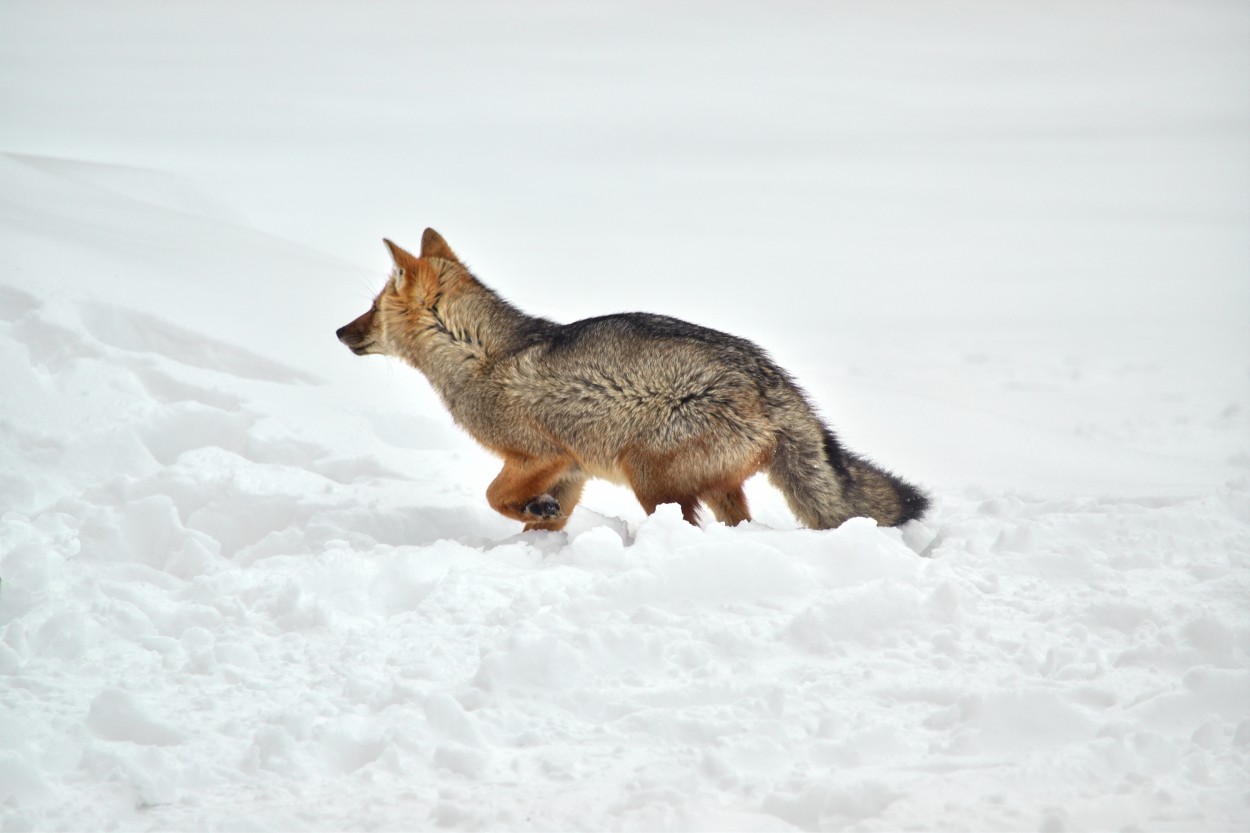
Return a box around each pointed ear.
[420,228,459,262]
[384,238,418,267]
[383,238,420,292]
[382,238,441,301]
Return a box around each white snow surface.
[2,2,1249,831]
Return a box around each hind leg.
[633,492,701,525]
[621,452,702,526]
[702,484,751,526]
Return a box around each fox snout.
[336,309,377,356]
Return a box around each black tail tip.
[896,479,931,524]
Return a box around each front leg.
[522,493,562,520]
[486,455,583,531]
[522,475,587,532]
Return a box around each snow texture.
[1,1,1248,831]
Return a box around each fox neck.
[401,288,539,401]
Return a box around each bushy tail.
[766,410,929,530]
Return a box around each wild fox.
[337,229,928,532]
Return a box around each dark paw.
[522,494,562,519]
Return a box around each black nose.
[335,325,347,342]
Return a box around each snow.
[1,1,1248,830]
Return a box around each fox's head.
[336,228,480,367]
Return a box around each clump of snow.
[1,1,1248,830]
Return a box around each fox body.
[336,229,928,532]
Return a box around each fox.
[336,229,929,532]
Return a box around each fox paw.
[522,494,562,519]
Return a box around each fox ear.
[383,238,418,267]
[420,228,458,262]
[382,238,441,301]
[383,238,419,291]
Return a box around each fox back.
[337,229,928,532]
